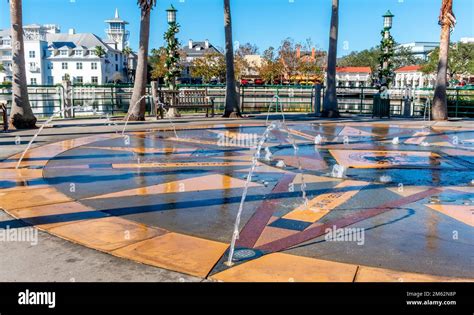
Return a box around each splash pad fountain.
[3,93,474,281]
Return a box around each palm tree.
[126,0,156,121]
[8,0,37,129]
[322,0,340,118]
[94,45,107,59]
[432,0,456,120]
[222,0,241,118]
[122,46,134,82]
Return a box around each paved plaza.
[0,116,473,282]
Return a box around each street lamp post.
[164,5,181,117]
[373,10,395,118]
[378,10,395,89]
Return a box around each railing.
[0,83,473,120]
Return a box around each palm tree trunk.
[126,9,151,121]
[322,0,340,118]
[222,0,241,118]
[9,0,37,129]
[432,0,453,121]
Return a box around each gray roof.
[0,29,117,52]
[46,33,118,52]
[182,41,221,57]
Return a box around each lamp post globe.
[166,5,177,24]
[383,10,394,30]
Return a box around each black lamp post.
[378,10,395,89]
[166,5,177,25]
[164,4,181,117]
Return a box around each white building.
[394,65,436,89]
[335,67,372,87]
[396,42,439,60]
[0,9,134,85]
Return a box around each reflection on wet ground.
[1,121,473,279]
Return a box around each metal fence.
[1,83,473,120]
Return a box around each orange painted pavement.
[113,233,228,278]
[86,173,262,200]
[7,201,102,230]
[283,180,368,223]
[0,187,72,210]
[426,204,474,227]
[211,253,359,282]
[49,216,166,252]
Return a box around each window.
[62,62,68,70]
[48,76,54,84]
[74,76,83,84]
[75,50,83,56]
[30,78,37,85]
[62,75,69,81]
[47,63,53,70]
[115,64,119,71]
[29,51,35,58]
[91,76,98,84]
[91,62,98,70]
[76,62,83,70]
[60,50,68,56]
[115,54,118,61]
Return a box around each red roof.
[336,67,372,73]
[395,65,422,72]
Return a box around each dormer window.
[75,51,83,56]
[60,50,68,56]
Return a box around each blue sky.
[0,0,473,56]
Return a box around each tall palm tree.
[432,0,456,120]
[8,0,37,129]
[94,45,107,58]
[322,0,340,118]
[126,0,156,121]
[222,0,241,118]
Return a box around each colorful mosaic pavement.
[0,121,473,282]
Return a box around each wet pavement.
[0,118,473,281]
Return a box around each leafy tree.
[421,42,474,80]
[191,52,226,83]
[148,47,168,81]
[259,47,284,84]
[236,43,259,57]
[278,38,300,80]
[94,45,107,58]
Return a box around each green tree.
[149,47,167,81]
[259,47,284,84]
[278,38,299,81]
[126,0,156,121]
[421,42,474,80]
[0,64,5,72]
[191,52,226,83]
[8,0,37,129]
[94,45,107,58]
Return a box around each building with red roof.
[335,66,372,87]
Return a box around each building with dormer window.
[0,9,135,85]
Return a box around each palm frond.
[137,0,157,12]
